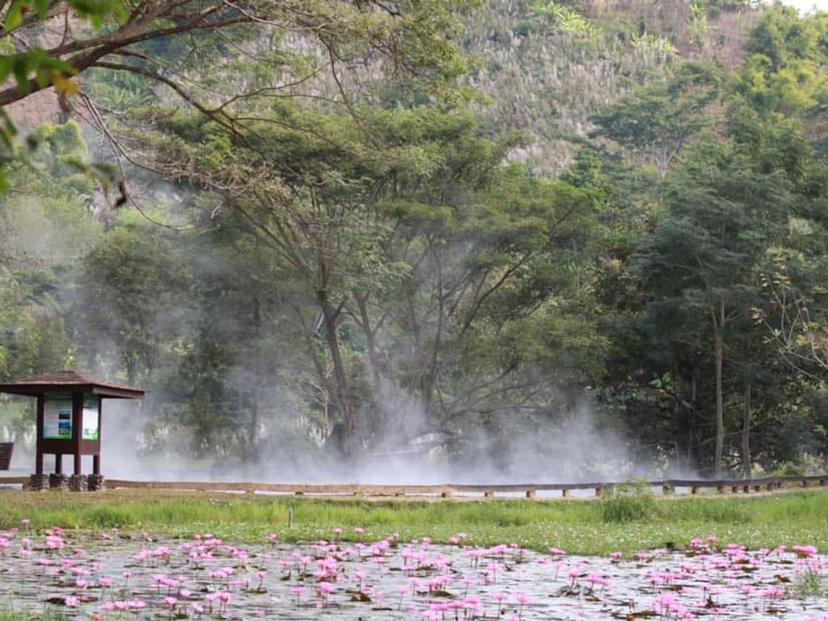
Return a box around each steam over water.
[91,400,689,485]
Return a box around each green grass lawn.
[1,488,826,556]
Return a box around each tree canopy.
[1,0,828,480]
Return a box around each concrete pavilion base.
[30,473,103,492]
[87,474,105,492]
[28,474,49,491]
[68,474,88,492]
[49,473,68,490]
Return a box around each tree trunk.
[742,382,751,480]
[713,302,725,479]
[355,294,382,389]
[247,384,260,461]
[689,370,699,468]
[248,295,262,458]
[674,365,690,470]
[318,289,356,456]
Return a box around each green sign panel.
[83,396,99,440]
[43,398,72,439]
[42,393,100,440]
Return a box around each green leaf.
[4,0,27,30]
[0,58,13,83]
[11,56,30,91]
[34,64,50,88]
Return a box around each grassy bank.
[0,488,826,555]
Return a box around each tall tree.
[637,132,794,476]
[591,62,723,174]
[0,0,474,190]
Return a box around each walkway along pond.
[1,474,826,498]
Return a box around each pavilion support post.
[72,392,82,476]
[86,395,105,490]
[29,396,49,491]
[29,395,49,492]
[96,397,102,475]
[67,391,86,491]
[35,396,44,475]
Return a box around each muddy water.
[0,531,825,620]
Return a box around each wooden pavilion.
[0,370,144,491]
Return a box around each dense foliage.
[1,0,826,480]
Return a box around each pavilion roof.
[0,369,144,399]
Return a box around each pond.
[0,527,825,620]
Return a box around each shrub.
[600,484,656,523]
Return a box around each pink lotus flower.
[793,544,818,558]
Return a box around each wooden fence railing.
[2,474,826,497]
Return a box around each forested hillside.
[0,0,826,481]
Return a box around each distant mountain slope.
[465,0,760,169]
[5,1,764,174]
